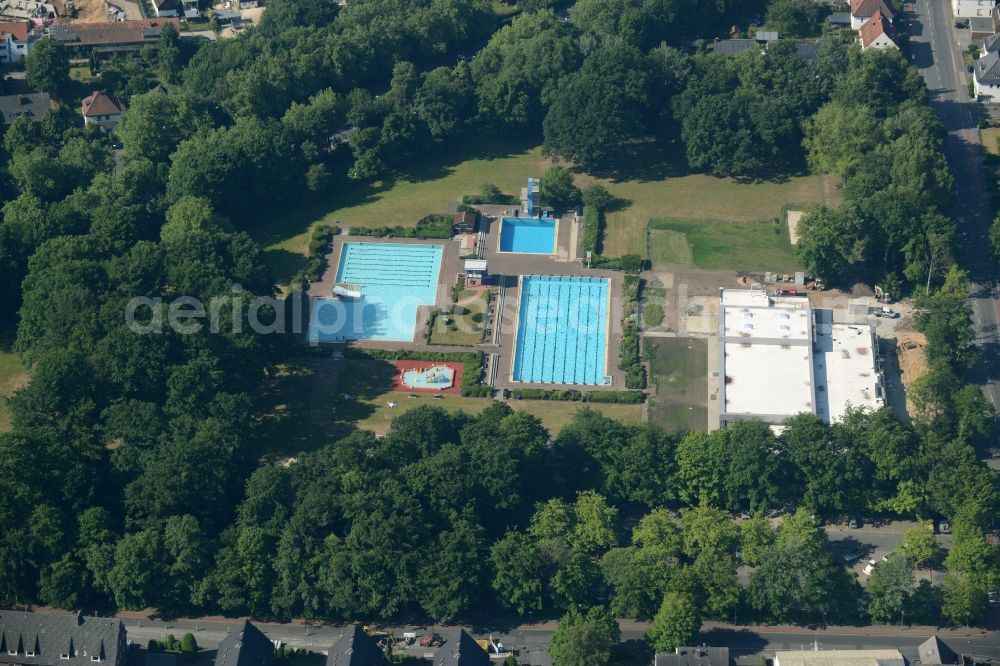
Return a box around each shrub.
[180,634,198,661]
[582,206,602,254]
[462,183,518,205]
[350,215,453,239]
[506,387,643,403]
[620,254,643,274]
[644,303,664,327]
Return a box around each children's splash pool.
[511,275,610,385]
[401,364,455,390]
[308,242,443,342]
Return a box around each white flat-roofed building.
[774,649,904,666]
[718,288,883,429]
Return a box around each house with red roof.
[0,20,40,63]
[849,0,893,29]
[859,10,899,50]
[81,91,125,131]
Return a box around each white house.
[849,0,893,29]
[974,50,1000,101]
[859,10,899,50]
[0,20,38,63]
[953,0,997,17]
[81,91,125,131]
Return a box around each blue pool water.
[308,242,443,342]
[499,217,557,254]
[512,275,610,385]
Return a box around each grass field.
[429,289,489,346]
[982,128,1000,156]
[248,139,835,281]
[255,355,643,454]
[647,217,800,271]
[647,337,707,433]
[0,349,28,433]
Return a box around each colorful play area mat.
[393,361,464,394]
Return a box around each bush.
[291,224,334,287]
[462,183,518,205]
[644,303,664,327]
[351,215,453,239]
[582,206,602,254]
[147,640,162,653]
[506,387,643,403]
[620,254,643,274]
[180,634,198,661]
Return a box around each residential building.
[954,0,996,17]
[982,31,1000,54]
[81,90,125,131]
[828,12,852,29]
[859,10,898,50]
[181,0,197,18]
[712,38,757,55]
[0,610,127,666]
[753,29,778,43]
[48,18,180,57]
[215,621,273,666]
[969,15,997,38]
[0,20,40,63]
[149,0,177,17]
[849,0,893,29]
[773,650,904,666]
[0,0,54,21]
[716,288,883,430]
[325,626,384,666]
[910,636,960,665]
[0,92,50,123]
[432,630,489,666]
[974,50,1000,100]
[654,647,732,666]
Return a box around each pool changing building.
[717,288,884,429]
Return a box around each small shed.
[464,259,487,287]
[754,30,779,43]
[453,210,478,234]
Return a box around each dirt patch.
[894,332,928,416]
[786,210,803,245]
[65,0,117,23]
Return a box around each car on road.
[849,517,860,528]
[843,549,865,564]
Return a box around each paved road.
[118,616,1000,663]
[911,0,1000,464]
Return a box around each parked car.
[849,517,860,529]
[956,19,969,28]
[843,549,865,564]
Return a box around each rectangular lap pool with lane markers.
[308,242,443,342]
[511,275,611,385]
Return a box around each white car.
[863,555,889,575]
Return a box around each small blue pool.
[512,275,610,385]
[499,217,557,254]
[308,242,443,342]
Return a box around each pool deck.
[307,217,626,391]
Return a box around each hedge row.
[504,387,644,404]
[619,275,646,389]
[589,253,644,273]
[582,206,602,254]
[290,224,334,288]
[344,348,490,396]
[350,214,453,239]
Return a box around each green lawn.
[982,127,1000,156]
[246,139,834,281]
[647,217,800,271]
[429,289,490,346]
[69,66,97,83]
[0,349,28,433]
[647,337,707,433]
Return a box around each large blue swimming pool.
[512,275,610,385]
[499,217,557,254]
[308,242,443,342]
